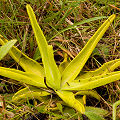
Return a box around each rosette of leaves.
[0,4,120,119]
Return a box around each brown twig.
[109,4,120,11]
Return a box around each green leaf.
[113,100,120,120]
[0,39,17,60]
[43,11,61,22]
[63,107,78,119]
[12,86,50,103]
[75,90,101,101]
[61,14,116,86]
[58,1,80,24]
[59,53,70,74]
[46,45,61,88]
[85,107,108,120]
[56,103,63,113]
[33,47,41,60]
[0,35,44,77]
[93,44,109,56]
[0,67,46,88]
[62,71,120,90]
[26,4,61,90]
[56,90,85,114]
[76,59,120,80]
[85,111,105,120]
[85,106,108,116]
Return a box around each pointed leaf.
[56,103,63,113]
[0,39,17,60]
[12,86,50,103]
[56,90,85,114]
[46,45,61,89]
[0,35,44,77]
[59,53,70,74]
[61,14,116,86]
[62,71,120,90]
[76,59,120,80]
[75,90,100,101]
[26,4,61,90]
[0,67,46,88]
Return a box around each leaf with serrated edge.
[61,14,116,86]
[26,4,61,90]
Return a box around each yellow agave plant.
[0,5,119,116]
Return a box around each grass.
[0,0,120,119]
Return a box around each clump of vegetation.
[0,0,120,120]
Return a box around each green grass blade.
[26,4,61,90]
[43,11,61,22]
[61,14,116,86]
[58,1,79,24]
[50,16,107,40]
[62,71,120,91]
[0,39,17,60]
[0,67,46,88]
[0,35,44,77]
